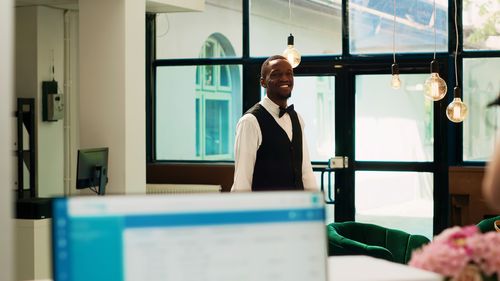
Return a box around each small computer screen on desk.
[52,192,327,281]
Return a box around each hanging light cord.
[289,0,292,26]
[454,0,459,86]
[433,0,437,60]
[393,0,396,63]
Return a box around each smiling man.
[231,55,317,192]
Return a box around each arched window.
[195,34,240,160]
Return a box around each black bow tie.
[279,105,294,118]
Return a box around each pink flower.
[468,231,500,276]
[409,241,469,277]
[409,225,500,279]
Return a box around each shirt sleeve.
[231,114,261,192]
[298,114,318,191]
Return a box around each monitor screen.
[52,192,327,281]
[76,147,108,195]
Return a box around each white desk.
[26,254,442,281]
[328,255,442,281]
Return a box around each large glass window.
[156,30,242,161]
[156,64,242,161]
[250,0,342,56]
[463,58,500,161]
[155,1,243,59]
[349,0,448,54]
[355,74,433,162]
[463,0,500,50]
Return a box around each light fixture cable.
[289,0,292,25]
[423,0,447,101]
[282,0,301,68]
[454,0,459,86]
[446,0,468,123]
[393,0,396,64]
[390,0,401,89]
[433,0,437,60]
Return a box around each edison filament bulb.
[424,60,447,101]
[282,34,301,68]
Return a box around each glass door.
[349,73,437,239]
[286,71,440,239]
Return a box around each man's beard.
[278,92,292,100]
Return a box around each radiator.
[146,184,221,194]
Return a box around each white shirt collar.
[262,96,284,118]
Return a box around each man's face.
[261,59,294,101]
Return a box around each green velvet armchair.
[327,221,430,264]
[477,216,500,233]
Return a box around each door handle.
[328,156,348,169]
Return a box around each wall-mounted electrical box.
[42,80,64,121]
[47,93,64,120]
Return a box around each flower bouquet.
[409,225,500,281]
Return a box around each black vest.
[246,103,304,191]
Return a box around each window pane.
[292,76,335,162]
[356,74,433,161]
[204,66,215,88]
[156,65,242,161]
[196,99,200,157]
[156,1,242,59]
[220,65,230,87]
[463,58,500,161]
[260,76,336,162]
[349,0,448,54]
[250,0,342,57]
[355,171,433,239]
[463,0,500,50]
[205,100,229,156]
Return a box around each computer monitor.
[76,147,108,195]
[52,192,328,281]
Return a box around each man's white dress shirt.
[231,96,318,192]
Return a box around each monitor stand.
[94,166,107,196]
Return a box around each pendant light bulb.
[282,34,301,68]
[391,75,401,89]
[391,63,401,89]
[424,60,447,101]
[446,87,468,123]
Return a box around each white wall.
[64,11,80,195]
[37,7,65,197]
[16,6,65,197]
[80,0,146,194]
[124,0,147,194]
[0,0,14,280]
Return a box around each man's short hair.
[260,55,288,78]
